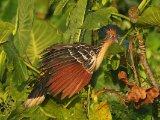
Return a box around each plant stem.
[94,89,127,107]
[119,27,133,45]
[111,13,130,21]
[129,36,140,85]
[24,61,40,74]
[138,0,150,13]
[136,34,158,89]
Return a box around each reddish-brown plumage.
[47,60,92,99]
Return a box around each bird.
[24,27,118,108]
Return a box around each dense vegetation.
[0,0,160,119]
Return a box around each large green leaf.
[82,7,118,30]
[40,99,71,119]
[89,101,112,120]
[40,98,87,120]
[26,20,62,65]
[63,0,87,43]
[15,0,33,55]
[137,7,160,27]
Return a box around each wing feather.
[47,61,92,99]
[52,65,84,96]
[40,43,97,99]
[62,69,91,99]
[48,62,82,90]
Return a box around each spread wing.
[41,43,97,99]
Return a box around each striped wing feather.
[41,44,94,99]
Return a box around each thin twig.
[119,27,133,45]
[136,34,159,89]
[129,36,139,85]
[94,89,127,107]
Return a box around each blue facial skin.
[98,24,129,48]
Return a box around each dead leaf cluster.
[118,71,159,109]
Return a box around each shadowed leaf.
[82,7,118,30]
[54,0,69,16]
[64,0,87,43]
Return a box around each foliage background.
[0,0,160,120]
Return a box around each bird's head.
[106,28,118,43]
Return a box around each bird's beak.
[113,37,118,43]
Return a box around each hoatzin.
[24,27,119,107]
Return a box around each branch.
[93,89,127,107]
[129,36,139,85]
[136,34,159,89]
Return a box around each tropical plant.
[0,0,160,119]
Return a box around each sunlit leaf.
[137,7,160,27]
[82,7,118,30]
[89,101,112,120]
[26,20,62,65]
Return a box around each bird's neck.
[94,39,114,71]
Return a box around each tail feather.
[24,76,48,108]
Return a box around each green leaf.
[64,0,87,43]
[15,0,33,55]
[40,99,87,120]
[54,0,69,16]
[4,40,29,83]
[92,61,120,91]
[29,107,50,120]
[107,43,123,55]
[0,21,14,45]
[40,99,70,119]
[0,0,18,22]
[82,7,118,30]
[110,55,120,70]
[137,7,160,27]
[69,103,87,120]
[89,101,112,120]
[26,20,62,65]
